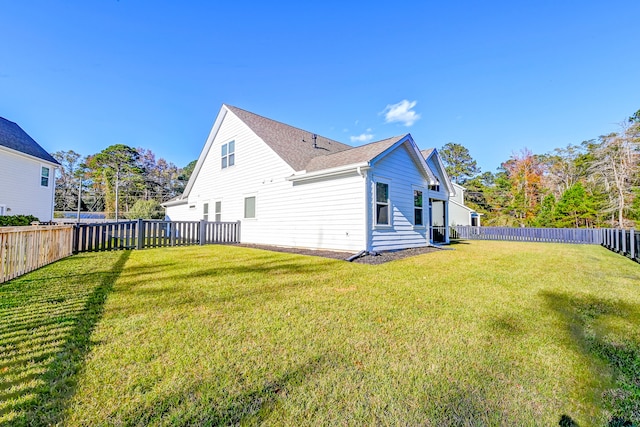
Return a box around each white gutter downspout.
[357,166,371,253]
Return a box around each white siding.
[449,202,472,226]
[166,109,366,252]
[370,145,429,252]
[0,149,56,221]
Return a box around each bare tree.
[589,124,640,227]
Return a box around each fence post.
[236,220,241,243]
[136,218,144,250]
[73,224,80,253]
[630,228,635,260]
[199,220,206,245]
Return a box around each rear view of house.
[164,105,454,252]
[0,117,59,221]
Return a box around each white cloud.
[350,133,374,143]
[381,100,421,126]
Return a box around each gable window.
[41,166,50,187]
[375,182,389,225]
[221,140,235,169]
[244,196,256,219]
[414,190,423,226]
[215,201,222,222]
[203,203,209,221]
[429,182,440,192]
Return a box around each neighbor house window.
[203,203,209,221]
[244,196,256,219]
[41,166,50,187]
[221,140,235,169]
[375,182,389,225]
[215,201,221,221]
[414,190,423,226]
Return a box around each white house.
[164,105,454,252]
[0,117,59,221]
[448,182,481,226]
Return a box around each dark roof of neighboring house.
[305,135,405,172]
[0,117,59,165]
[226,105,352,171]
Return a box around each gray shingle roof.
[305,135,405,172]
[226,105,352,172]
[0,117,59,165]
[420,148,435,159]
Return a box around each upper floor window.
[429,182,440,192]
[375,182,389,225]
[41,166,50,187]
[414,190,423,226]
[221,140,235,169]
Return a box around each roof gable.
[422,148,455,195]
[0,117,59,165]
[226,105,352,171]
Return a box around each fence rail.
[1,225,74,283]
[451,225,603,244]
[451,225,639,263]
[73,219,241,253]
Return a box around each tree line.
[440,109,640,228]
[53,145,196,219]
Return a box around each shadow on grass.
[120,355,329,425]
[543,291,640,426]
[0,250,131,426]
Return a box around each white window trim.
[243,193,257,220]
[412,185,426,229]
[214,199,222,222]
[373,177,392,228]
[221,139,236,170]
[202,201,210,221]
[40,165,51,187]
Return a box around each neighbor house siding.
[0,148,56,221]
[370,145,429,252]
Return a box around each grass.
[1,241,639,426]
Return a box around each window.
[244,196,256,219]
[221,140,235,169]
[203,203,209,221]
[429,182,440,192]
[414,190,423,226]
[0,205,5,216]
[41,166,50,187]
[375,182,389,225]
[215,201,221,222]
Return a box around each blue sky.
[2,1,638,173]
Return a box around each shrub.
[0,215,40,227]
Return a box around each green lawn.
[1,241,639,426]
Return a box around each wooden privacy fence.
[1,225,74,283]
[73,219,241,253]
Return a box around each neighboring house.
[0,117,60,221]
[163,105,454,252]
[448,182,481,226]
